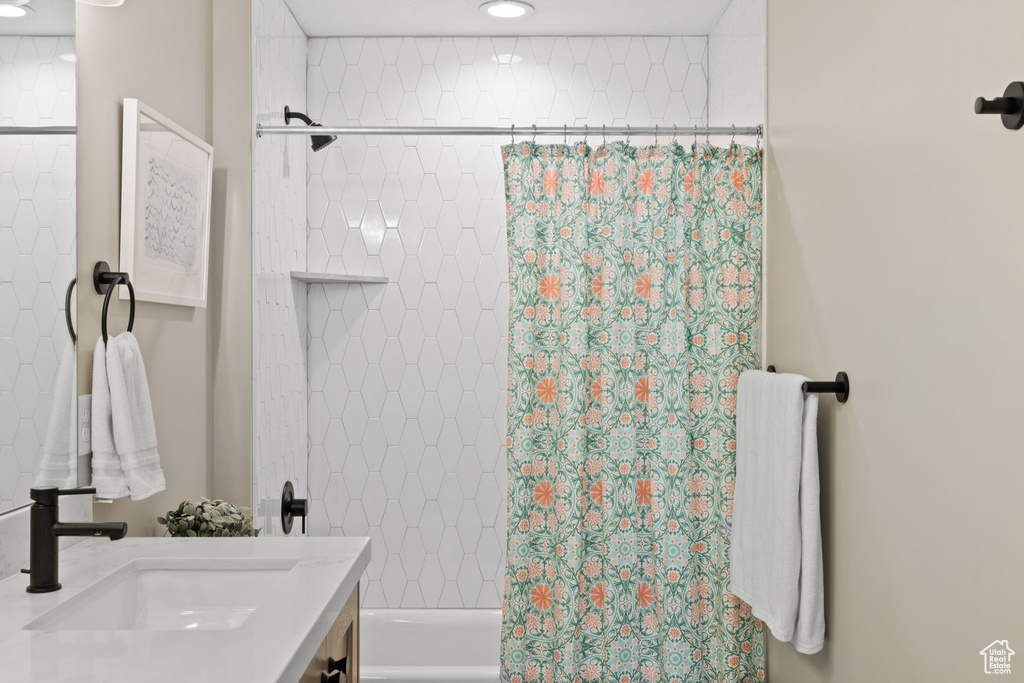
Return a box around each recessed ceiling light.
[491,53,523,65]
[59,53,76,63]
[75,0,126,6]
[480,1,533,19]
[0,4,30,18]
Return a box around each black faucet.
[25,487,128,593]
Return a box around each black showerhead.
[284,106,338,152]
[310,128,338,152]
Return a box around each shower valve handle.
[281,481,308,535]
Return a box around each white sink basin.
[23,557,298,631]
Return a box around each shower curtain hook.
[583,124,589,145]
[654,124,659,145]
[626,125,631,146]
[563,124,568,145]
[673,124,678,143]
[602,124,607,146]
[730,124,736,146]
[756,126,763,151]
[693,125,698,149]
[510,123,515,144]
[532,124,537,143]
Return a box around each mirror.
[0,0,78,512]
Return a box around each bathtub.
[360,609,501,683]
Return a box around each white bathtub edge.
[361,665,500,682]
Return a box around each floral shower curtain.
[500,140,764,683]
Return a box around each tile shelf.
[290,271,389,285]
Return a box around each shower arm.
[283,106,316,127]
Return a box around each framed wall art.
[120,98,214,308]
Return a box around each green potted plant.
[157,499,259,537]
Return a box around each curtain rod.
[256,124,763,138]
[0,126,77,136]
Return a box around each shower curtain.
[500,140,764,683]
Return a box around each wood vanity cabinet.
[298,584,359,683]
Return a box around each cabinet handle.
[320,672,340,683]
[328,656,348,674]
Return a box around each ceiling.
[0,0,75,36]
[283,0,734,37]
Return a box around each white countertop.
[0,536,370,683]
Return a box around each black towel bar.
[93,261,135,344]
[766,365,850,403]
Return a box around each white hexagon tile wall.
[708,0,765,126]
[0,37,77,513]
[302,35,711,609]
[252,0,309,536]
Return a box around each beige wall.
[77,0,251,535]
[765,1,1024,680]
[210,1,254,509]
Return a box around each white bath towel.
[105,332,165,500]
[730,369,824,655]
[90,337,130,499]
[35,341,78,488]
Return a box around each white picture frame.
[119,98,214,308]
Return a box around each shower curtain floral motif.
[500,141,764,683]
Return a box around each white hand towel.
[90,337,129,499]
[730,369,824,655]
[105,332,165,501]
[35,341,77,488]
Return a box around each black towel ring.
[64,277,76,344]
[94,261,135,344]
[101,275,135,344]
